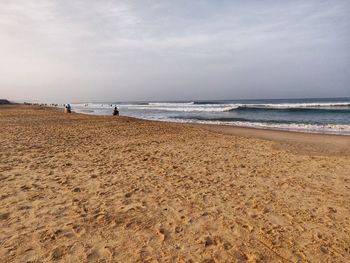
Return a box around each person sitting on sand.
[113,106,119,116]
[65,104,71,113]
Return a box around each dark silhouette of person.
[113,106,119,116]
[65,104,71,113]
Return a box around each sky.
[0,0,349,103]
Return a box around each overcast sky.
[1,0,349,102]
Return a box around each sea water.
[71,97,350,135]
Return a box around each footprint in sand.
[155,226,169,242]
[50,246,66,261]
[0,212,10,220]
[204,236,216,247]
[72,225,86,237]
[18,247,38,263]
[175,226,183,234]
[87,246,112,262]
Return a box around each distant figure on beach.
[113,106,119,116]
[65,104,71,113]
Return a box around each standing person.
[113,106,119,116]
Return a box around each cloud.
[0,0,349,102]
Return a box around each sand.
[1,105,350,263]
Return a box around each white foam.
[72,101,350,113]
[117,104,240,112]
[245,102,350,109]
[148,102,195,106]
[166,119,350,135]
[117,102,350,112]
[70,101,350,135]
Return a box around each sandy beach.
[1,105,350,263]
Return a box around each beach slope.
[1,105,350,262]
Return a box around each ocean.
[71,97,350,135]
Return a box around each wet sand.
[1,105,350,262]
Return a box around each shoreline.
[69,106,350,155]
[4,104,350,155]
[69,97,350,137]
[199,123,350,156]
[70,106,350,137]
